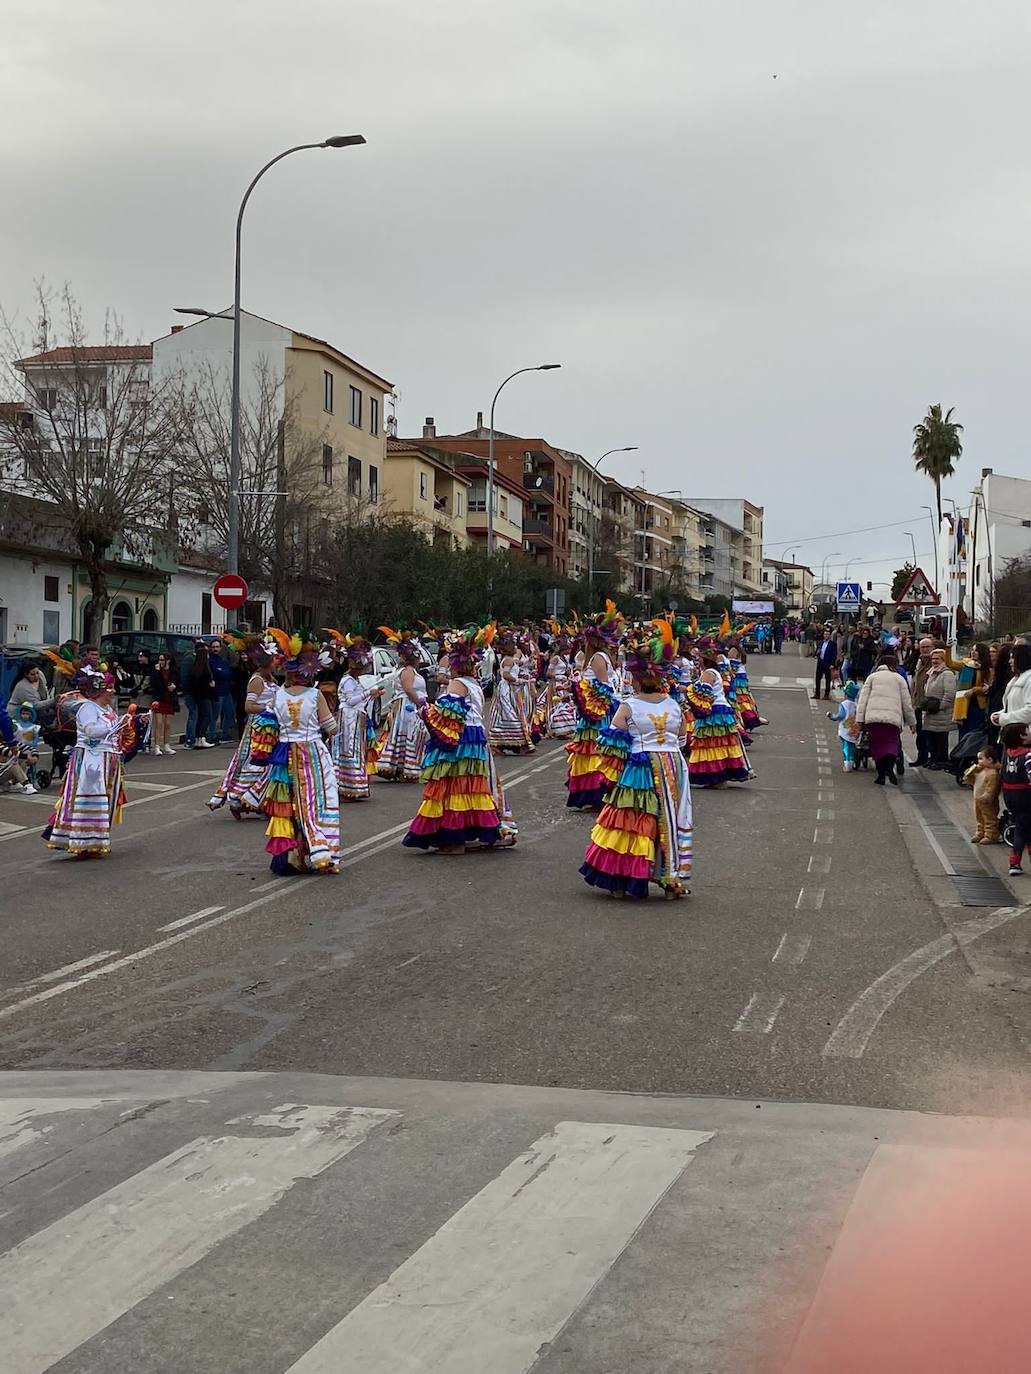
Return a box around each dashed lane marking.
[795,887,825,911]
[772,933,812,966]
[733,992,786,1034]
[808,855,832,875]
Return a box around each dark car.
[98,631,223,679]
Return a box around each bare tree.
[0,284,188,641]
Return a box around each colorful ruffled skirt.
[261,738,340,872]
[540,683,576,739]
[334,704,372,800]
[44,747,124,856]
[688,703,751,786]
[403,723,515,850]
[735,683,762,732]
[206,713,268,815]
[565,679,618,809]
[488,682,535,754]
[377,697,428,781]
[581,746,693,898]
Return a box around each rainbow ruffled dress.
[729,661,762,733]
[377,671,429,782]
[684,674,751,786]
[403,677,516,850]
[207,676,276,816]
[43,700,127,857]
[565,660,619,809]
[581,695,693,898]
[255,687,340,873]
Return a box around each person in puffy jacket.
[921,648,957,769]
[856,654,917,786]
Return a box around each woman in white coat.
[992,643,1031,733]
[856,653,916,786]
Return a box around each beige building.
[455,459,525,553]
[383,438,470,548]
[632,489,676,606]
[763,559,814,617]
[682,498,765,595]
[567,452,607,583]
[668,501,706,601]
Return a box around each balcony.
[523,471,555,499]
[523,516,555,542]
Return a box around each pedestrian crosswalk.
[0,1078,714,1374]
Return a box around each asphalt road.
[1,675,1028,1115]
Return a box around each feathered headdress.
[446,621,496,672]
[623,618,676,688]
[222,629,282,667]
[266,627,319,678]
[379,625,422,663]
[344,634,373,671]
[42,643,79,678]
[585,599,624,645]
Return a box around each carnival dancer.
[207,632,281,817]
[42,665,145,858]
[581,619,692,900]
[683,641,753,786]
[728,647,765,733]
[541,633,577,739]
[331,634,382,801]
[376,629,429,782]
[566,601,623,809]
[489,632,536,754]
[403,624,517,854]
[250,631,340,876]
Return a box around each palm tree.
[912,403,963,524]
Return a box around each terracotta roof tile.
[16,344,153,366]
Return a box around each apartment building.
[683,498,765,595]
[456,460,525,554]
[668,501,706,601]
[567,451,607,583]
[599,478,646,595]
[632,489,676,606]
[418,419,572,575]
[762,559,814,617]
[382,437,470,549]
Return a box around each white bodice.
[585,651,614,684]
[75,699,121,753]
[623,695,684,753]
[274,687,325,742]
[248,676,277,710]
[456,676,486,728]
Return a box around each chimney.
[171,325,184,334]
[423,416,436,439]
[476,410,483,430]
[981,467,993,479]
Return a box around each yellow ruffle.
[589,826,654,857]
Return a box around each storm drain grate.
[949,875,1014,907]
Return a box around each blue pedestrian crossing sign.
[836,581,862,612]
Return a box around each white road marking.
[813,826,834,844]
[733,991,786,1034]
[795,887,825,911]
[823,905,1031,1058]
[157,905,225,933]
[808,854,832,875]
[817,791,835,803]
[0,820,28,834]
[0,1097,119,1164]
[1,950,122,997]
[284,1120,711,1374]
[0,751,568,1019]
[817,808,835,821]
[772,933,812,966]
[0,1103,396,1374]
[123,780,177,793]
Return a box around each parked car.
[98,631,223,679]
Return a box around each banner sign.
[732,600,774,615]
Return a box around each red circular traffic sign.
[212,574,250,611]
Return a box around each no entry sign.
[212,573,249,611]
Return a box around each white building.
[678,498,764,595]
[967,469,1031,624]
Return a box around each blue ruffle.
[580,862,649,899]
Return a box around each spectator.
[184,642,217,749]
[7,662,54,713]
[848,626,876,682]
[855,652,916,786]
[147,652,180,755]
[908,636,936,766]
[772,619,784,655]
[963,744,1002,845]
[110,654,135,703]
[207,639,236,745]
[921,647,957,769]
[1000,722,1031,876]
[813,628,838,700]
[991,642,1031,733]
[133,650,152,700]
[952,642,991,740]
[986,644,1014,748]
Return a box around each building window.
[97,384,107,408]
[201,593,212,634]
[322,444,334,486]
[500,494,508,520]
[348,456,362,495]
[43,575,59,602]
[419,472,428,501]
[456,490,463,516]
[350,386,362,427]
[110,600,133,633]
[34,386,59,410]
[323,370,334,412]
[142,607,159,631]
[42,608,60,643]
[369,464,379,504]
[370,397,379,436]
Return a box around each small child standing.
[999,724,1031,875]
[828,679,861,771]
[12,702,42,786]
[963,744,1001,844]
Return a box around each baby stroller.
[999,807,1016,850]
[949,727,988,787]
[35,691,82,791]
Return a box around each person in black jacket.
[184,643,217,749]
[813,627,838,700]
[1000,722,1031,875]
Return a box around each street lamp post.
[586,446,637,598]
[486,364,560,559]
[920,504,940,595]
[904,531,917,566]
[818,551,840,587]
[177,133,366,628]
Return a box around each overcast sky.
[5,0,1031,592]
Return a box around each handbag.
[924,697,941,714]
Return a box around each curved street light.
[178,133,367,627]
[486,364,561,557]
